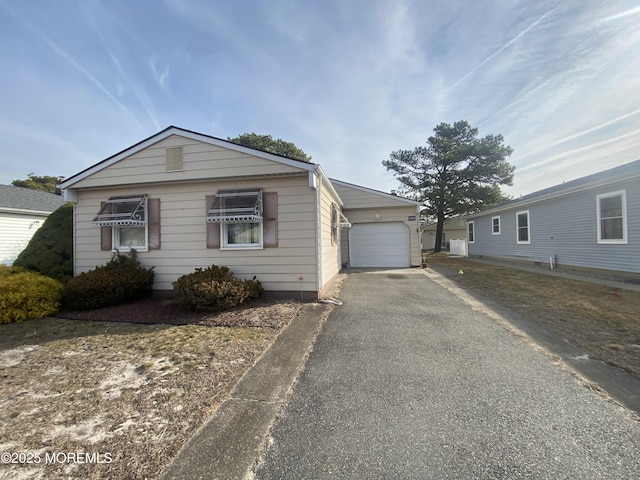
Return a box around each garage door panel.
[349,223,410,268]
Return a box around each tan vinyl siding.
[333,183,414,209]
[0,212,48,265]
[71,135,307,189]
[318,179,342,294]
[73,175,319,292]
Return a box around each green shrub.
[173,265,263,312]
[0,266,63,323]
[14,203,73,284]
[62,251,154,310]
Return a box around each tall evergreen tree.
[383,121,514,252]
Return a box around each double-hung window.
[492,216,501,235]
[93,195,153,251]
[597,191,627,244]
[467,221,475,243]
[516,211,530,244]
[207,190,263,249]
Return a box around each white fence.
[449,239,468,257]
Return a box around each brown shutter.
[263,192,278,247]
[206,195,220,249]
[148,198,161,250]
[99,201,112,251]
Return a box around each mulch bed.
[57,292,302,329]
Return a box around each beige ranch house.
[61,126,421,299]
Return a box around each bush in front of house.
[173,265,263,312]
[0,266,64,323]
[13,203,74,284]
[62,250,155,310]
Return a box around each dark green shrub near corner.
[173,265,263,312]
[0,266,63,323]
[62,251,154,310]
[13,203,74,284]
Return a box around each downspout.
[309,171,323,299]
[316,172,323,297]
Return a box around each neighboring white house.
[60,126,421,299]
[465,159,640,275]
[0,185,66,265]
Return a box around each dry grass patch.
[0,300,303,479]
[426,254,640,378]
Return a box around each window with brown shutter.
[205,189,277,249]
[94,195,160,251]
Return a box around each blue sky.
[1,0,639,197]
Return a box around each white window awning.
[207,189,263,224]
[335,211,351,228]
[93,195,147,227]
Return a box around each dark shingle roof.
[517,159,640,202]
[0,185,66,213]
[470,159,640,217]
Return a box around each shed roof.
[0,185,66,214]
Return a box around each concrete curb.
[160,303,330,480]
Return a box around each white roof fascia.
[331,178,422,207]
[0,207,52,216]
[60,126,317,189]
[316,167,344,207]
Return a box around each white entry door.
[349,222,410,268]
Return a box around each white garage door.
[349,222,410,268]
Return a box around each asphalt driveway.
[254,269,640,479]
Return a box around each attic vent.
[166,147,183,171]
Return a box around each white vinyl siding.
[597,190,627,244]
[0,212,48,265]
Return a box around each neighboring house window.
[516,211,530,244]
[93,195,161,252]
[206,190,279,250]
[597,190,627,244]
[492,216,501,235]
[467,221,474,243]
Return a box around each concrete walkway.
[160,304,330,480]
[254,269,640,479]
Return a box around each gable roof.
[0,185,66,214]
[60,126,317,189]
[330,178,422,207]
[469,159,640,217]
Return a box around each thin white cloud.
[446,4,560,93]
[78,2,162,130]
